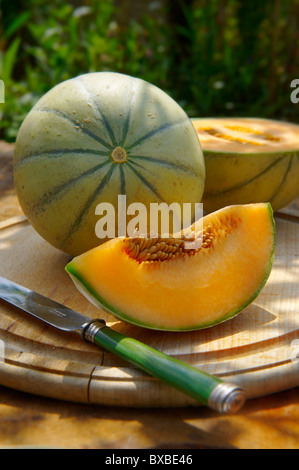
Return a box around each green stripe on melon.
[192,117,299,213]
[13,72,205,256]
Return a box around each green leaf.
[1,37,21,82]
[4,11,31,39]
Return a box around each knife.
[0,276,246,413]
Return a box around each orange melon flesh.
[66,203,275,331]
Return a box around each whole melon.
[192,117,299,213]
[14,72,205,256]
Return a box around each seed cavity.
[123,214,240,263]
[111,146,127,163]
[123,225,215,263]
[200,125,281,145]
[201,127,262,145]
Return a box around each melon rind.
[65,203,276,332]
[192,117,299,213]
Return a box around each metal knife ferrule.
[82,319,107,343]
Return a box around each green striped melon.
[192,117,299,213]
[13,72,205,256]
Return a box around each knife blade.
[0,275,246,413]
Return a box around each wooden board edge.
[0,215,28,231]
[0,357,297,409]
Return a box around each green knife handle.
[83,320,245,413]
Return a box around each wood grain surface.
[0,142,298,449]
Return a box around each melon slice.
[66,203,275,331]
[192,117,299,213]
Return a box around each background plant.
[0,0,298,142]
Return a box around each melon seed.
[123,225,215,262]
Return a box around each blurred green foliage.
[0,0,298,142]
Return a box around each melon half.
[66,203,275,331]
[192,117,299,213]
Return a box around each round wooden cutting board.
[0,214,298,408]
